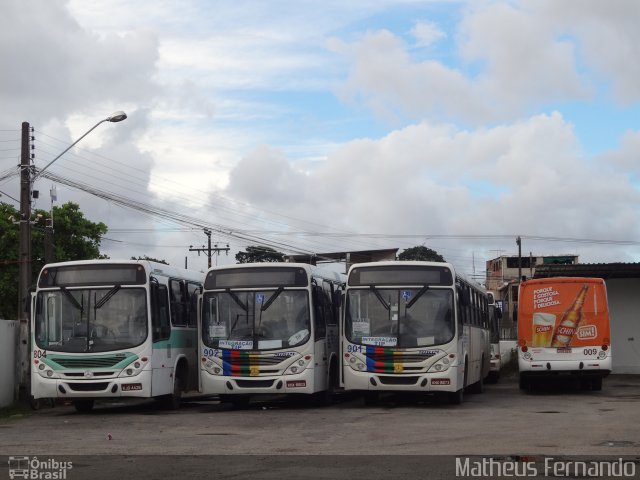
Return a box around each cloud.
[225,112,640,263]
[0,0,160,128]
[411,20,446,48]
[328,1,640,125]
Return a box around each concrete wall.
[0,320,18,407]
[606,278,640,374]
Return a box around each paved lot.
[1,373,639,479]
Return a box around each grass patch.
[0,402,32,421]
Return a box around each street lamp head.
[107,111,127,123]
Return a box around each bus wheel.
[363,391,379,406]
[74,400,94,413]
[470,361,485,394]
[519,376,530,391]
[470,374,484,394]
[315,364,338,407]
[162,375,183,410]
[591,378,603,391]
[449,388,463,405]
[230,396,250,409]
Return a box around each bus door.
[150,279,172,396]
[312,284,328,391]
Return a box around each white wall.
[606,278,640,374]
[0,320,19,407]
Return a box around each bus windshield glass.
[34,287,148,353]
[202,289,310,350]
[346,288,454,348]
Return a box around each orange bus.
[517,277,611,391]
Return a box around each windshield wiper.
[94,285,121,310]
[227,289,248,311]
[370,286,390,310]
[227,290,250,339]
[405,285,429,309]
[261,287,283,312]
[60,286,83,312]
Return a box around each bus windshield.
[346,288,454,348]
[34,287,148,353]
[201,289,310,350]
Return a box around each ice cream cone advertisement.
[517,277,611,390]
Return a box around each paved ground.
[1,373,639,479]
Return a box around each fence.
[0,320,18,407]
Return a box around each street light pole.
[33,111,127,180]
[16,111,127,402]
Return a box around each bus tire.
[74,400,94,413]
[315,363,337,407]
[230,396,251,409]
[591,377,603,391]
[449,388,463,405]
[161,374,184,410]
[470,372,484,394]
[470,358,485,394]
[519,375,530,391]
[363,391,379,406]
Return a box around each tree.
[398,245,445,262]
[0,201,108,319]
[235,246,285,263]
[131,256,169,265]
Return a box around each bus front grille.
[51,356,128,369]
[235,379,275,388]
[67,382,110,392]
[377,375,420,386]
[366,353,433,364]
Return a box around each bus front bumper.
[31,370,153,400]
[518,357,612,376]
[343,365,461,393]
[200,367,317,396]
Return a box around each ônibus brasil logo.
[8,456,73,479]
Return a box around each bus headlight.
[118,356,148,378]
[37,367,59,379]
[202,358,223,376]
[427,356,451,373]
[285,355,312,375]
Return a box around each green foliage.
[131,256,169,265]
[398,245,445,262]
[235,246,285,263]
[0,201,107,319]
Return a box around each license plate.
[122,383,142,391]
[431,379,450,385]
[286,380,306,388]
[557,347,572,354]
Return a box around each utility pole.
[44,186,56,263]
[17,122,32,402]
[516,236,522,283]
[189,229,229,268]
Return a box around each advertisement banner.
[518,278,610,348]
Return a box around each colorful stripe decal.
[222,350,261,376]
[365,346,404,373]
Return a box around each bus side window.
[323,281,337,326]
[169,279,186,326]
[313,286,326,339]
[151,281,171,342]
[187,283,202,327]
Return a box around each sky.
[2,0,640,282]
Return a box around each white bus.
[487,291,503,382]
[31,259,203,412]
[342,261,490,405]
[518,277,611,391]
[199,263,345,407]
